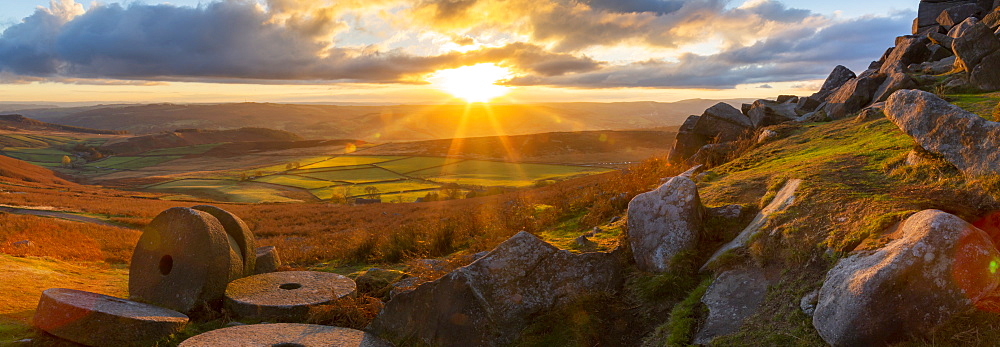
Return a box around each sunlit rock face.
[627,176,703,273]
[813,210,1000,347]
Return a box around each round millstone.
[193,205,257,276]
[225,271,356,322]
[129,207,242,313]
[179,323,394,347]
[253,245,281,274]
[33,288,189,347]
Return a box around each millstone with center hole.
[225,271,356,322]
[130,207,243,313]
[33,288,189,347]
[178,323,394,347]
[193,205,257,276]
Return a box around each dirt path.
[0,206,125,228]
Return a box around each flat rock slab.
[694,267,774,344]
[33,288,189,347]
[702,179,802,271]
[225,271,356,321]
[193,205,257,277]
[130,207,242,314]
[179,323,393,347]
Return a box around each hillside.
[0,156,74,186]
[14,100,750,142]
[0,114,125,135]
[98,128,306,155]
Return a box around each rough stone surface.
[192,205,257,277]
[800,290,820,317]
[179,323,394,347]
[854,105,886,123]
[948,16,980,37]
[225,271,356,322]
[574,234,597,248]
[693,268,773,345]
[692,102,752,142]
[368,231,624,347]
[880,35,932,74]
[254,245,281,274]
[953,21,1000,71]
[822,74,887,119]
[627,176,703,272]
[810,65,856,102]
[388,277,421,299]
[776,95,798,103]
[795,96,822,113]
[703,179,802,271]
[928,31,955,48]
[983,7,1000,28]
[706,204,743,220]
[912,55,957,74]
[689,142,738,167]
[971,50,1000,91]
[667,115,708,164]
[747,100,798,127]
[33,288,189,347]
[756,129,779,143]
[917,0,979,32]
[129,207,240,314]
[873,72,918,103]
[813,210,1000,346]
[884,89,1000,176]
[937,3,981,29]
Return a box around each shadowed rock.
[667,115,708,164]
[971,50,1000,91]
[694,268,775,344]
[254,245,281,274]
[884,89,1000,176]
[225,271,356,322]
[628,176,704,272]
[810,66,856,102]
[953,21,1000,72]
[180,323,393,347]
[879,35,932,74]
[692,102,752,142]
[822,74,887,119]
[873,72,918,103]
[948,16,980,37]
[34,288,189,347]
[813,210,1000,346]
[368,231,624,346]
[747,100,798,127]
[916,0,980,33]
[702,179,802,271]
[937,3,981,29]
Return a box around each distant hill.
[14,100,752,142]
[0,155,74,185]
[0,114,126,135]
[99,127,305,155]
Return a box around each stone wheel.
[193,205,257,276]
[33,288,189,347]
[179,323,394,347]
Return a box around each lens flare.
[428,63,513,103]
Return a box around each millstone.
[130,207,243,313]
[193,205,257,276]
[253,245,281,274]
[33,288,189,347]
[225,271,356,321]
[178,323,394,347]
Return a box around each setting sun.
[428,63,513,103]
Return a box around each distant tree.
[285,163,294,170]
[442,183,463,200]
[364,186,381,199]
[60,155,72,167]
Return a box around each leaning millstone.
[627,176,703,273]
[953,21,1000,72]
[254,245,281,274]
[702,179,802,271]
[192,205,257,277]
[884,89,1000,176]
[813,210,1000,346]
[130,207,241,314]
[225,271,356,322]
[693,267,773,345]
[33,288,189,347]
[179,323,394,347]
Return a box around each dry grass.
[306,295,385,329]
[0,213,140,264]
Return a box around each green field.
[145,179,299,203]
[410,160,612,187]
[86,156,182,169]
[1,148,71,163]
[142,143,221,156]
[299,167,405,183]
[373,156,465,173]
[254,174,341,189]
[298,155,404,170]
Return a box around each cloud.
[758,84,773,88]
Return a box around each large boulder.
[873,72,918,103]
[689,142,739,167]
[812,210,1000,346]
[971,50,1000,91]
[948,16,981,37]
[746,100,799,127]
[879,35,932,74]
[952,21,1000,72]
[916,0,980,34]
[937,3,982,29]
[693,267,775,344]
[692,102,752,142]
[667,115,708,164]
[822,74,887,119]
[368,231,625,346]
[810,65,856,102]
[627,176,704,272]
[884,89,1000,176]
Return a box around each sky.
[0,0,916,104]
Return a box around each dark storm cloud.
[583,0,684,14]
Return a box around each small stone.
[800,290,820,317]
[609,216,621,224]
[225,271,357,322]
[11,240,32,247]
[574,235,597,248]
[254,246,281,275]
[179,323,393,347]
[33,288,189,347]
[756,129,779,143]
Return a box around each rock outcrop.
[627,176,704,272]
[813,210,1000,346]
[879,35,932,73]
[915,0,980,34]
[692,102,753,142]
[953,21,1000,72]
[667,116,707,163]
[703,179,802,271]
[747,99,799,127]
[822,73,887,120]
[368,231,625,346]
[810,65,856,102]
[693,268,774,344]
[884,89,1000,176]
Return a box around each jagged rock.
[810,65,856,102]
[916,24,947,36]
[953,21,1000,71]
[937,3,981,29]
[854,105,885,123]
[797,109,831,123]
[627,176,703,272]
[225,271,356,322]
[795,96,822,113]
[693,267,774,345]
[912,55,957,74]
[254,245,281,274]
[692,103,752,142]
[884,89,1000,176]
[813,210,1000,346]
[179,324,393,347]
[928,43,954,61]
[706,204,742,220]
[368,231,625,346]
[880,35,932,74]
[871,47,895,71]
[667,115,708,164]
[928,31,955,48]
[756,129,779,143]
[33,288,189,347]
[916,0,979,34]
[747,100,798,127]
[948,16,980,37]
[873,72,918,103]
[702,179,802,271]
[356,268,408,299]
[983,7,1000,28]
[689,142,738,167]
[971,50,1000,90]
[800,290,820,317]
[776,95,798,104]
[944,75,972,89]
[822,74,887,119]
[740,103,752,115]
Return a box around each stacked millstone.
[29,205,306,346]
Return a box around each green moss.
[643,277,712,347]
